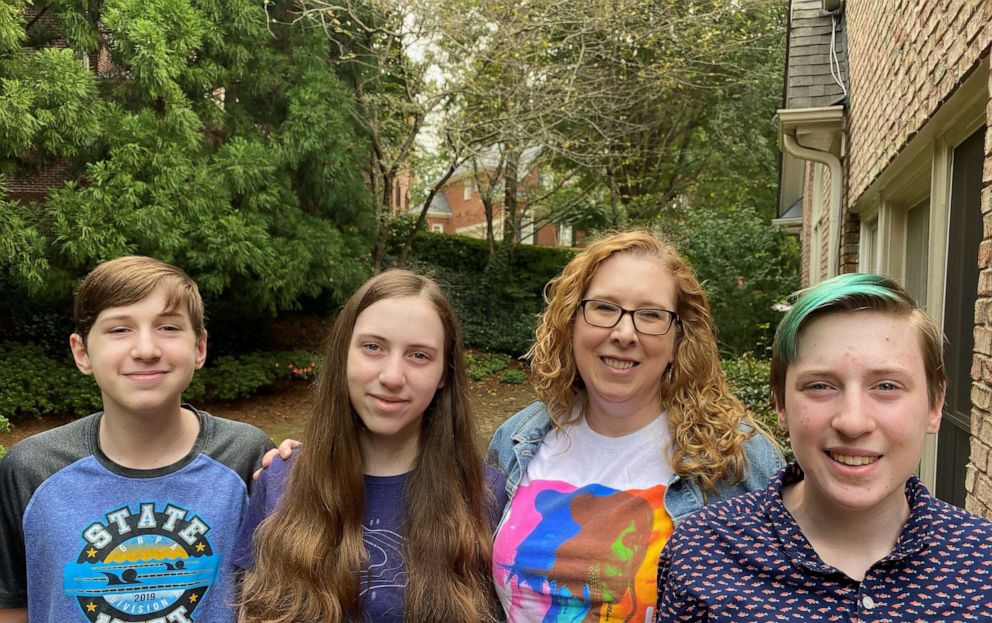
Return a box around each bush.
[722,355,791,456]
[466,352,512,381]
[663,206,799,356]
[0,415,9,460]
[0,343,103,420]
[0,343,321,422]
[499,369,528,385]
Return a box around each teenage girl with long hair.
[235,269,504,623]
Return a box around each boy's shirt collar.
[766,461,933,574]
[90,404,208,478]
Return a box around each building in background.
[420,145,578,246]
[3,8,112,204]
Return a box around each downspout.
[780,133,843,278]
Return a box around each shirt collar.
[763,461,935,575]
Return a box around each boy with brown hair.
[0,256,273,623]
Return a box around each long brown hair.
[239,270,498,623]
[528,230,775,494]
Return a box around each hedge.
[0,343,788,460]
[722,355,790,454]
[391,231,576,356]
[0,342,320,426]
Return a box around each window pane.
[904,199,929,307]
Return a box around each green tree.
[0,0,372,316]
[662,205,799,356]
[424,0,786,228]
[294,0,468,268]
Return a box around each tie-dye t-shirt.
[493,414,674,623]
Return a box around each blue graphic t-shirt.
[0,408,273,623]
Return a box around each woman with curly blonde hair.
[488,230,783,622]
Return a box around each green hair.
[770,272,946,410]
[772,273,905,362]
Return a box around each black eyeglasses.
[578,299,679,335]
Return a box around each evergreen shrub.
[499,369,528,385]
[721,355,791,454]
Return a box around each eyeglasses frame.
[577,298,680,336]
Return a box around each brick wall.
[845,1,992,206]
[447,179,495,232]
[967,72,992,518]
[4,8,111,205]
[3,160,72,203]
[841,210,860,273]
[535,223,557,246]
[425,215,451,233]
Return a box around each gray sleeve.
[0,450,28,608]
[0,417,93,608]
[201,414,275,494]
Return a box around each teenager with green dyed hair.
[769,272,946,411]
[657,272,992,622]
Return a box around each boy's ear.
[775,401,788,432]
[69,333,92,375]
[194,330,208,370]
[926,381,946,434]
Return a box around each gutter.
[777,106,846,279]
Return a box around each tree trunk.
[397,161,459,264]
[370,169,394,272]
[502,146,520,245]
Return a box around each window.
[904,199,929,307]
[520,218,536,245]
[431,223,444,233]
[558,223,574,247]
[849,62,987,498]
[859,217,878,273]
[935,127,985,508]
[463,179,473,201]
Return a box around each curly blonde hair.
[527,230,772,493]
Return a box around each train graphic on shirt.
[64,501,217,623]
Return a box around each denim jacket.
[486,401,785,525]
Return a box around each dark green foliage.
[0,343,103,419]
[0,0,373,337]
[185,350,320,402]
[393,231,576,355]
[722,355,791,455]
[0,344,321,423]
[499,369,528,385]
[663,206,799,356]
[465,351,512,381]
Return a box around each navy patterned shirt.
[656,462,992,622]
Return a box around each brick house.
[422,146,578,247]
[777,0,992,514]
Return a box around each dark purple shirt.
[657,462,992,622]
[233,452,506,623]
